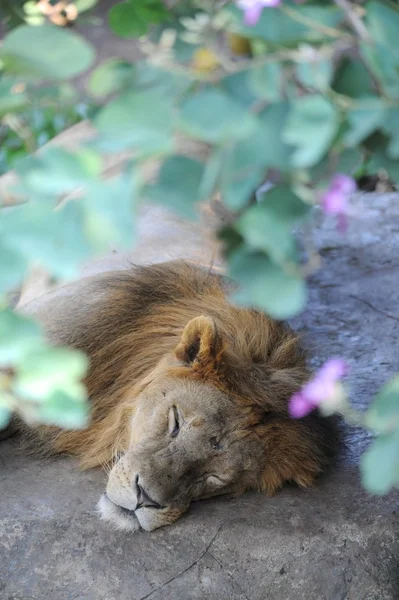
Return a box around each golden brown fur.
[19,260,339,531]
[27,262,336,471]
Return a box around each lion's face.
[98,315,268,532]
[99,374,265,531]
[98,314,333,532]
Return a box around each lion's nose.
[135,476,163,509]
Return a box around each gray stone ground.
[1,193,399,600]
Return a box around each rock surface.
[1,192,399,600]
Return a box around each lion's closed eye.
[168,405,181,438]
[210,436,222,451]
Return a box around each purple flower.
[237,0,281,26]
[289,358,349,418]
[321,174,357,233]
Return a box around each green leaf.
[146,156,204,219]
[366,1,399,62]
[361,430,399,494]
[0,310,42,367]
[361,2,399,99]
[249,64,282,102]
[296,58,333,92]
[365,376,399,433]
[283,96,339,167]
[228,248,307,319]
[14,347,88,401]
[236,186,309,263]
[95,90,174,155]
[134,62,190,99]
[14,147,100,197]
[387,135,399,159]
[332,58,375,99]
[221,71,258,109]
[38,390,88,429]
[1,201,92,278]
[109,0,169,38]
[220,102,294,209]
[178,89,257,144]
[0,78,29,116]
[225,4,343,47]
[204,102,293,210]
[221,161,265,211]
[0,243,27,294]
[382,108,399,159]
[0,25,95,80]
[335,148,364,174]
[199,148,224,201]
[83,173,137,249]
[344,98,386,147]
[361,41,399,99]
[88,59,135,98]
[257,102,294,171]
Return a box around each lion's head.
[98,314,337,532]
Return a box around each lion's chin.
[97,493,140,532]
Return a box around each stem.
[334,0,372,43]
[281,4,352,40]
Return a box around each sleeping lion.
[0,121,338,533]
[10,199,339,533]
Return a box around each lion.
[2,122,338,533]
[14,258,339,533]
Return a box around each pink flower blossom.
[321,174,357,233]
[289,358,349,418]
[237,0,281,26]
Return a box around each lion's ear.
[175,316,222,366]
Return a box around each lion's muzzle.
[98,492,186,532]
[99,466,187,532]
